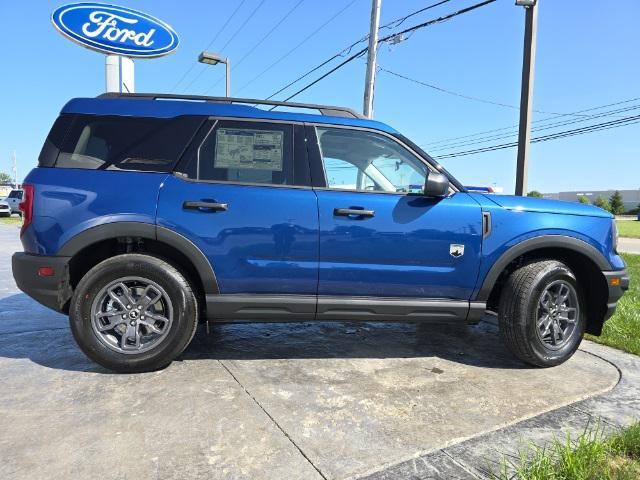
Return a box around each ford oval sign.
[51,3,179,58]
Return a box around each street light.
[198,51,230,97]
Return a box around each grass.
[617,220,640,239]
[494,422,640,480]
[586,253,640,356]
[0,215,21,226]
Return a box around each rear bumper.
[12,253,72,313]
[603,269,630,320]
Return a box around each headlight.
[612,219,619,253]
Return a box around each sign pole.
[105,55,135,93]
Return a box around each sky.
[0,0,638,194]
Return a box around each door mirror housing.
[423,171,450,197]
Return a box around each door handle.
[183,201,228,212]
[334,208,375,218]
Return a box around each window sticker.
[214,128,283,171]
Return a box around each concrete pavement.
[0,224,637,480]
[619,237,640,254]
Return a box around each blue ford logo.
[51,2,179,58]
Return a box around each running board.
[206,295,486,323]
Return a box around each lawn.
[617,220,640,239]
[0,215,21,226]
[585,253,640,356]
[494,422,640,480]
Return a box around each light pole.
[514,0,538,196]
[199,51,231,97]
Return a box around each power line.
[203,0,307,95]
[429,103,640,152]
[423,97,640,147]
[182,0,267,93]
[170,0,248,92]
[433,114,640,160]
[265,0,452,101]
[276,0,497,103]
[235,0,360,95]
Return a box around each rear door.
[308,125,483,300]
[157,118,319,318]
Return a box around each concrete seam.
[217,360,328,480]
[440,449,485,479]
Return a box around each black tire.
[498,260,585,367]
[69,254,198,373]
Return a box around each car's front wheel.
[69,254,198,373]
[498,259,585,367]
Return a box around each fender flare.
[58,222,219,295]
[475,235,611,301]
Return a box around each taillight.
[19,184,34,237]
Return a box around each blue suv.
[12,93,629,373]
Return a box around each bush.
[594,195,612,212]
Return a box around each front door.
[157,119,318,317]
[310,125,482,300]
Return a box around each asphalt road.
[619,237,640,254]
[0,224,621,480]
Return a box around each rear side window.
[49,114,203,172]
[197,120,294,185]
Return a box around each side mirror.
[423,171,450,197]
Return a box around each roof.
[60,93,398,134]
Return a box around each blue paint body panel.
[156,176,319,295]
[21,168,165,255]
[316,191,483,299]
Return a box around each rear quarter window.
[45,114,204,172]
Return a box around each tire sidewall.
[70,255,197,372]
[524,265,585,366]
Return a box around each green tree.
[578,195,590,204]
[527,190,543,198]
[0,172,12,183]
[594,195,611,212]
[609,190,625,215]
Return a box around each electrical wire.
[429,103,640,152]
[275,0,497,103]
[203,0,307,95]
[264,0,452,101]
[235,0,359,95]
[181,0,267,93]
[423,97,640,147]
[432,114,640,160]
[170,0,248,92]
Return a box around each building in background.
[543,189,640,211]
[0,183,14,198]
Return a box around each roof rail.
[97,92,366,119]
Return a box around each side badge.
[450,244,465,258]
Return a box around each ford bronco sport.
[12,93,629,373]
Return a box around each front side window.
[316,127,428,193]
[198,120,294,185]
[8,190,22,199]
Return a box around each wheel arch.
[478,235,611,335]
[59,222,219,313]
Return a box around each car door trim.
[206,294,485,323]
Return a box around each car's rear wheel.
[498,260,585,367]
[69,254,198,373]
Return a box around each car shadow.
[0,292,530,372]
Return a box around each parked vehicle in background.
[0,199,10,217]
[5,189,23,215]
[12,93,629,373]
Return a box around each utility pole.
[12,151,18,188]
[514,0,538,196]
[363,0,382,118]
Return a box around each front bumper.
[12,253,72,312]
[603,269,630,320]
